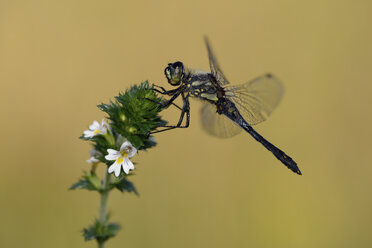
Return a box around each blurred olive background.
[1,0,372,247]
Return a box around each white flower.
[105,141,137,177]
[86,149,101,164]
[83,119,108,138]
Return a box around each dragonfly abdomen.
[241,121,301,175]
[221,100,301,175]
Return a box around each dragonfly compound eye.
[164,61,184,86]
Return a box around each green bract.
[98,81,166,150]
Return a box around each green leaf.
[69,171,101,191]
[106,223,121,237]
[83,220,121,243]
[70,179,97,191]
[113,178,139,195]
[82,224,96,241]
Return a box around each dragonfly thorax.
[188,79,219,102]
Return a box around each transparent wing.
[200,102,242,138]
[224,73,284,126]
[204,37,230,85]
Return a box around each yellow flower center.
[93,129,101,135]
[116,157,124,164]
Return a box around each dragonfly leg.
[181,93,190,128]
[142,97,183,111]
[153,84,167,94]
[153,86,180,96]
[160,92,182,108]
[150,94,190,134]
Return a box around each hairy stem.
[98,169,111,248]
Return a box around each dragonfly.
[152,38,301,175]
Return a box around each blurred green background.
[1,0,371,247]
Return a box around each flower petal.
[108,163,118,173]
[102,119,111,133]
[106,149,118,155]
[101,118,108,127]
[89,149,96,157]
[125,158,135,170]
[114,163,121,177]
[119,141,137,158]
[105,149,120,160]
[127,146,137,158]
[120,141,131,151]
[122,161,130,174]
[89,120,100,130]
[83,130,94,138]
[87,157,98,163]
[100,126,108,135]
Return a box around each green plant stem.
[98,169,111,248]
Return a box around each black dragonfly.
[152,38,301,175]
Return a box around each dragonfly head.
[164,61,185,86]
